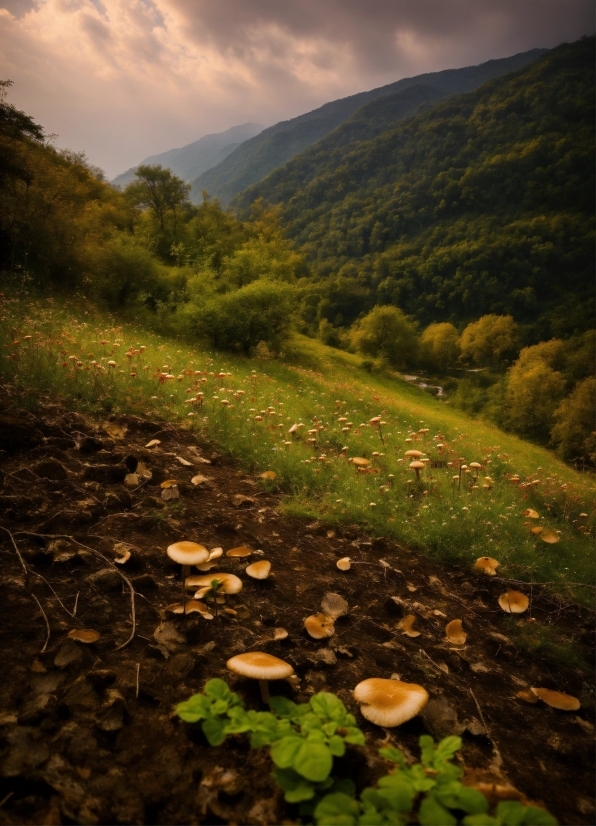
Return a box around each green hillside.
[233,38,595,338]
[191,48,545,205]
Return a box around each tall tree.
[125,164,190,234]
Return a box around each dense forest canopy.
[233,38,595,341]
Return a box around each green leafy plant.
[175,681,557,826]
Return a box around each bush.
[550,377,596,466]
[91,236,168,308]
[192,280,294,354]
[351,305,419,370]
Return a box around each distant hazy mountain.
[191,48,546,205]
[111,123,264,188]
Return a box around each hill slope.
[111,122,263,188]
[190,49,546,205]
[234,38,595,336]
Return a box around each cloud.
[0,0,592,178]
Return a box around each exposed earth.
[0,387,594,825]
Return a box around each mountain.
[190,48,546,205]
[111,123,263,188]
[234,38,595,338]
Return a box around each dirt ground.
[0,388,594,825]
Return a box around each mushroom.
[445,619,467,645]
[226,651,295,703]
[68,629,100,643]
[516,689,540,704]
[409,460,425,483]
[348,457,370,468]
[226,546,252,558]
[185,573,243,597]
[304,613,335,639]
[397,614,421,638]
[530,687,580,711]
[246,560,271,580]
[353,678,429,726]
[166,600,214,619]
[167,541,210,611]
[523,509,539,519]
[405,449,423,459]
[539,529,560,544]
[474,556,500,576]
[498,591,529,613]
[336,557,351,571]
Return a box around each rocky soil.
[0,390,594,825]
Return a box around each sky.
[0,0,593,179]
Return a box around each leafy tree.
[503,351,566,441]
[191,280,294,354]
[351,305,418,369]
[550,377,596,465]
[420,322,460,370]
[125,164,191,234]
[459,315,519,367]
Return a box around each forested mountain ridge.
[191,48,546,205]
[111,122,263,188]
[233,38,594,339]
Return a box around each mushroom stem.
[378,425,384,446]
[182,565,190,613]
[414,467,421,483]
[258,679,270,703]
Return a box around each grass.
[1,291,594,606]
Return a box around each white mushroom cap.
[353,678,429,726]
[226,651,294,681]
[185,572,243,594]
[167,541,209,566]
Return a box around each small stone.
[421,697,465,738]
[54,639,84,669]
[85,568,122,593]
[231,494,255,508]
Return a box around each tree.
[420,322,460,370]
[503,347,566,441]
[351,305,418,369]
[459,315,519,366]
[550,377,596,465]
[125,164,190,234]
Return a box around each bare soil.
[0,390,593,825]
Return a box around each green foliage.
[550,377,596,466]
[90,235,169,309]
[351,305,419,369]
[190,279,294,354]
[459,316,519,367]
[234,39,594,339]
[420,323,460,370]
[176,681,556,825]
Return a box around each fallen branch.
[0,524,29,583]
[30,570,76,617]
[14,531,137,650]
[31,593,51,652]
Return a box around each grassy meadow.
[1,292,594,605]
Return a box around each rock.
[307,649,337,667]
[19,692,57,724]
[54,639,84,669]
[87,669,117,691]
[78,435,104,454]
[230,494,255,508]
[2,726,50,775]
[153,622,187,657]
[82,463,128,484]
[321,592,349,619]
[421,697,465,738]
[85,568,122,593]
[33,457,69,480]
[97,704,125,732]
[132,573,158,590]
[103,490,132,509]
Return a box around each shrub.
[351,305,419,370]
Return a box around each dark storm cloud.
[171,0,594,74]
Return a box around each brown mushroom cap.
[498,591,529,613]
[226,546,252,558]
[474,556,500,576]
[226,651,294,681]
[68,629,100,643]
[517,689,539,704]
[246,560,271,580]
[524,509,539,519]
[336,557,351,571]
[166,600,213,618]
[398,614,421,638]
[445,619,467,645]
[304,613,335,639]
[353,678,429,726]
[539,529,560,544]
[530,687,580,711]
[349,457,370,467]
[405,449,423,459]
[167,541,209,566]
[409,460,425,470]
[185,572,243,594]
